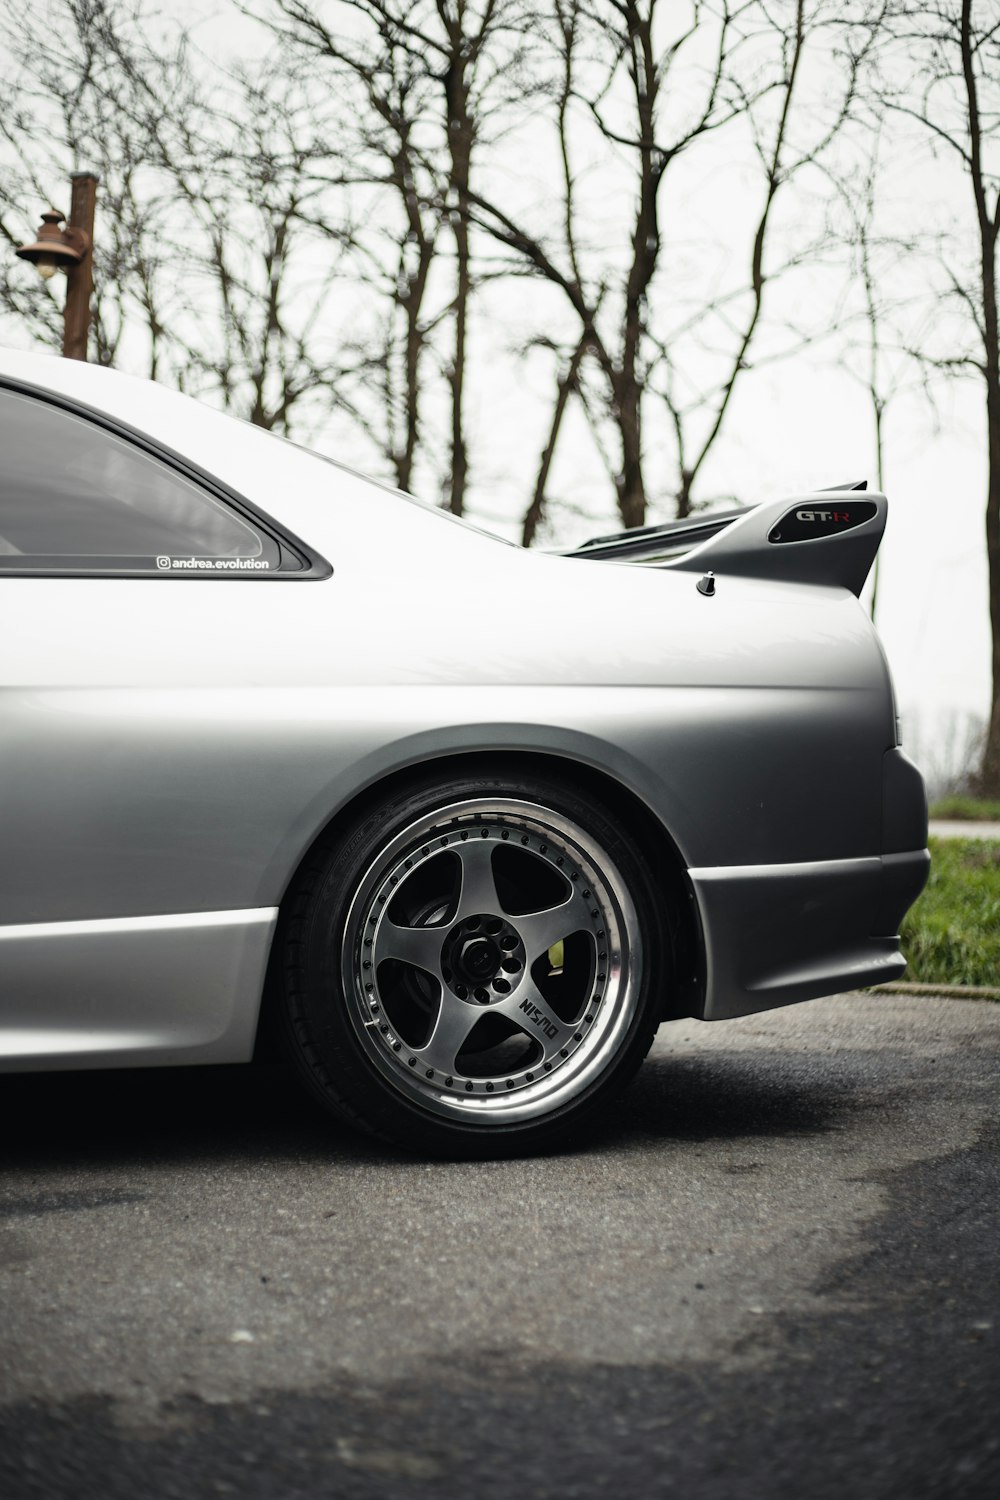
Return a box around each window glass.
[0,389,282,574]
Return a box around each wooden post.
[63,172,98,362]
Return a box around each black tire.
[279,768,669,1157]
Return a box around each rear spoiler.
[565,505,752,562]
[563,480,884,596]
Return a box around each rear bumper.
[689,848,930,1020]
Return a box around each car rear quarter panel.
[0,555,894,926]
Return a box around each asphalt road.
[1,992,998,1500]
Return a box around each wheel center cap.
[441,915,525,1003]
[458,936,500,982]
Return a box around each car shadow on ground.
[0,1043,857,1175]
[605,1047,857,1146]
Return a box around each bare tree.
[0,0,177,369]
[0,0,357,438]
[654,1,886,519]
[878,0,1000,792]
[465,0,876,535]
[467,0,753,530]
[263,1,529,513]
[256,1,446,490]
[847,140,892,624]
[821,124,923,623]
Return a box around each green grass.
[901,837,1000,989]
[929,794,1000,821]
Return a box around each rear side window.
[0,388,285,575]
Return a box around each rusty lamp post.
[16,171,99,362]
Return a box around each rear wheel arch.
[254,750,700,1065]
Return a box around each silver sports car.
[0,349,928,1155]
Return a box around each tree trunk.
[442,15,473,518]
[522,338,587,546]
[979,373,1000,793]
[396,228,434,494]
[675,470,693,520]
[612,3,658,531]
[960,0,1000,793]
[449,203,470,515]
[869,396,884,624]
[616,375,646,530]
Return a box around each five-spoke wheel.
[280,770,665,1155]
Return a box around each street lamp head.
[16,209,88,281]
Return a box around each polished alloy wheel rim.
[341,798,641,1124]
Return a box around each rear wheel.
[279,769,667,1156]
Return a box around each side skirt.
[0,908,277,1070]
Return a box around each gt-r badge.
[769,499,878,543]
